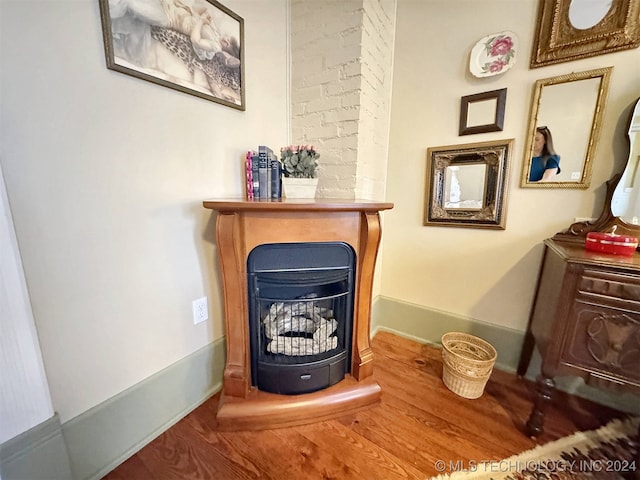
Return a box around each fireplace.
[248,242,355,395]
[202,198,393,430]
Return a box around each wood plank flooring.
[103,332,627,479]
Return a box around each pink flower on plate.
[488,59,507,72]
[490,36,513,56]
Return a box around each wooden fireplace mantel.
[203,198,393,430]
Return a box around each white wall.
[290,0,363,197]
[355,0,395,200]
[0,0,289,424]
[0,162,54,444]
[382,0,640,330]
[290,0,395,201]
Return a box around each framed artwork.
[530,0,640,68]
[459,89,507,136]
[99,0,245,110]
[424,139,513,229]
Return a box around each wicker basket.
[441,332,497,399]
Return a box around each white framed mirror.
[612,98,640,225]
[520,67,612,189]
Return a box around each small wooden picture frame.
[459,88,507,136]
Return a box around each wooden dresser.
[518,238,640,436]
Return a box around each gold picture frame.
[520,67,612,189]
[424,139,513,229]
[530,0,640,68]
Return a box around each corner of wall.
[62,338,225,480]
[0,414,74,480]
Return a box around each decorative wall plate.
[469,31,518,78]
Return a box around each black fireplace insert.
[247,242,355,395]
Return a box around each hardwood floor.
[103,332,626,479]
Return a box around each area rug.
[431,416,639,480]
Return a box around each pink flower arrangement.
[280,145,316,154]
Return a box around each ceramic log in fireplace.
[202,198,393,430]
[248,242,356,395]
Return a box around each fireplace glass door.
[248,242,355,394]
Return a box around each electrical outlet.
[192,297,208,325]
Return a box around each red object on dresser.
[585,231,638,256]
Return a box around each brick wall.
[290,0,396,199]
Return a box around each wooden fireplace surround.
[203,198,393,430]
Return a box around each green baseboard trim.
[371,295,523,372]
[0,413,73,480]
[371,295,640,415]
[62,337,226,480]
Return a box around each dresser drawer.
[560,302,640,386]
[577,269,640,308]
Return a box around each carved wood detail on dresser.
[517,238,640,437]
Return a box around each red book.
[245,151,254,200]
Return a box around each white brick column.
[290,0,396,200]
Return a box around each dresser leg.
[517,329,535,377]
[525,375,555,437]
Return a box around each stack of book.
[245,146,282,200]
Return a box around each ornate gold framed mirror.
[520,67,612,189]
[530,0,640,68]
[424,139,513,229]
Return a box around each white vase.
[282,177,318,199]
